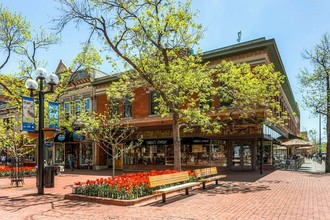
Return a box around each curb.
[64,193,157,206]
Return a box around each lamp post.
[319,112,322,155]
[25,68,59,195]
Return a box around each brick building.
[0,38,298,172]
[90,38,300,172]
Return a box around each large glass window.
[233,143,241,167]
[81,142,93,165]
[150,91,160,115]
[123,95,132,118]
[262,141,272,165]
[124,145,167,165]
[123,139,225,167]
[54,143,65,164]
[210,140,227,166]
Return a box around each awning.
[281,139,313,147]
[54,132,84,142]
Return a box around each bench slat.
[149,171,189,188]
[153,182,200,194]
[194,167,226,189]
[198,175,226,183]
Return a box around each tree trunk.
[172,112,181,171]
[112,146,116,177]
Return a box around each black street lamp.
[319,112,322,155]
[25,68,59,195]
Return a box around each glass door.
[232,144,241,167]
[243,144,252,167]
[232,142,252,171]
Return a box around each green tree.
[55,0,286,171]
[299,33,330,172]
[76,111,140,177]
[0,4,61,157]
[0,4,30,70]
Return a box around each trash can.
[36,166,55,188]
[44,166,55,188]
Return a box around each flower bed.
[73,169,196,200]
[0,165,36,177]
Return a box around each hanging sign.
[22,96,35,131]
[48,101,59,131]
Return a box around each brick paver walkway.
[0,160,329,220]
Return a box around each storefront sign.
[145,139,169,145]
[192,139,210,144]
[57,134,65,142]
[129,137,210,146]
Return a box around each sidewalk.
[0,163,330,220]
[298,158,325,173]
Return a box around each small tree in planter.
[76,111,141,177]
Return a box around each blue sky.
[1,0,330,141]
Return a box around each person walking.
[69,155,74,171]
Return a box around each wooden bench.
[194,167,226,189]
[149,171,200,203]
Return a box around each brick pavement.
[0,160,330,220]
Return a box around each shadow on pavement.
[223,170,275,182]
[197,182,270,195]
[0,193,100,213]
[142,193,199,207]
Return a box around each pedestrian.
[69,156,74,171]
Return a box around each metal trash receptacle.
[44,166,55,188]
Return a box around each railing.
[279,157,305,170]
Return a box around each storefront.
[53,132,94,169]
[123,137,228,170]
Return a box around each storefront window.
[124,138,221,167]
[233,143,241,167]
[124,145,167,165]
[150,145,165,165]
[54,143,65,164]
[257,141,272,165]
[166,145,174,164]
[263,141,272,165]
[273,145,287,161]
[81,142,93,165]
[210,140,227,167]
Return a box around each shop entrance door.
[65,143,80,169]
[232,142,252,171]
[242,144,252,170]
